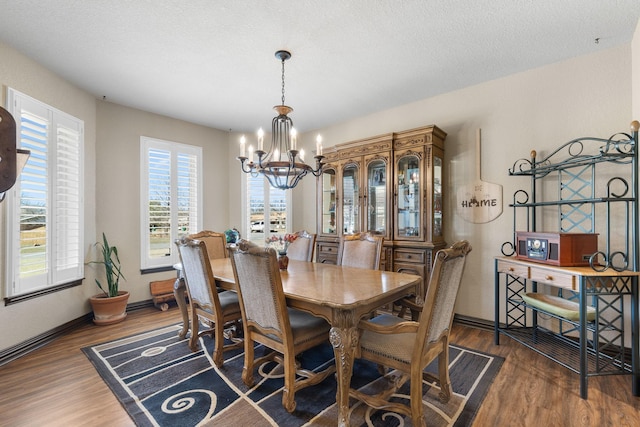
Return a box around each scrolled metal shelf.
[508,133,635,178]
[509,196,635,208]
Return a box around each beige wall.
[298,44,633,321]
[0,41,231,351]
[0,41,97,350]
[2,30,639,352]
[633,18,640,120]
[95,101,230,304]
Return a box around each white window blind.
[141,137,202,270]
[246,174,290,245]
[5,88,84,297]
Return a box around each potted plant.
[88,232,129,325]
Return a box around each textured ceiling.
[0,1,639,133]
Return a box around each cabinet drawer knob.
[508,267,515,272]
[545,275,553,281]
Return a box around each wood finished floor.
[0,306,639,427]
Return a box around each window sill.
[140,265,177,275]
[4,279,83,306]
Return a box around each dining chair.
[228,240,336,413]
[336,232,383,270]
[175,236,243,367]
[188,230,228,260]
[396,240,468,320]
[348,240,472,426]
[285,230,316,262]
[174,230,229,339]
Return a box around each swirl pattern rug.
[82,324,502,426]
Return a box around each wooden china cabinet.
[316,124,446,302]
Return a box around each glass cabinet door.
[366,159,387,236]
[320,168,337,235]
[396,154,421,238]
[342,164,360,234]
[433,155,443,238]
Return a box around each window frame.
[242,172,292,245]
[140,136,203,272]
[4,88,85,303]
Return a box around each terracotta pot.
[89,291,130,325]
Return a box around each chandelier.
[237,50,324,190]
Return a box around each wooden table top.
[210,258,421,309]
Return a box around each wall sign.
[456,129,503,223]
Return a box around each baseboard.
[0,313,92,366]
[0,299,155,367]
[128,299,155,311]
[453,314,494,331]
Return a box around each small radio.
[515,232,598,266]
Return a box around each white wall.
[0,41,97,350]
[299,44,632,321]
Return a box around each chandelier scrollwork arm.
[235,50,325,190]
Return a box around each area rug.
[82,324,503,426]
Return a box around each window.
[246,173,290,245]
[5,88,84,301]
[140,136,202,271]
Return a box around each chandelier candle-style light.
[237,50,324,190]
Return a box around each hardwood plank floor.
[0,306,638,426]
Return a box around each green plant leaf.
[90,232,126,298]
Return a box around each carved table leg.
[329,310,360,427]
[173,277,189,339]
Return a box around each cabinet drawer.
[317,255,337,264]
[318,243,338,255]
[393,249,425,264]
[496,260,529,277]
[316,241,338,264]
[529,267,576,290]
[394,262,426,278]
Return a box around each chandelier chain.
[281,57,286,106]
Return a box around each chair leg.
[410,368,426,427]
[242,339,255,387]
[212,320,224,367]
[174,278,189,339]
[438,346,452,403]
[188,309,199,352]
[397,305,408,319]
[282,352,297,413]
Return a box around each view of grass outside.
[19,226,46,276]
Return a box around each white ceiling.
[0,1,639,133]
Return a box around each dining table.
[174,258,421,427]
